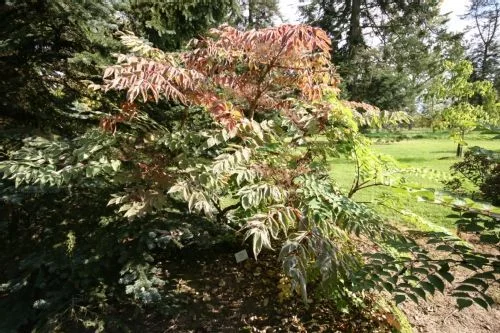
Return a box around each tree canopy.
[300,0,466,113]
[464,0,500,90]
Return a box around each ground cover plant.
[1,22,499,332]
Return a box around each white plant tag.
[234,249,249,263]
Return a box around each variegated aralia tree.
[92,24,498,309]
[2,24,497,311]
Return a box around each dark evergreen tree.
[299,0,462,112]
[237,0,281,28]
[0,0,123,133]
[299,0,440,59]
[463,0,500,91]
[0,0,239,134]
[124,0,239,50]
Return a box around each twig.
[442,309,458,324]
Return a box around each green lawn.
[328,129,500,231]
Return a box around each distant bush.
[447,146,500,205]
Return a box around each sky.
[441,0,469,32]
[278,0,469,32]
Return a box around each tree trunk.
[348,0,362,56]
[248,0,254,28]
[456,130,465,157]
[481,43,489,80]
[456,143,463,157]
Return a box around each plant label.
[235,249,249,263]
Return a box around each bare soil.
[121,247,397,333]
[120,234,500,333]
[400,233,500,333]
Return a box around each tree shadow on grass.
[397,157,428,163]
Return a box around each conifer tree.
[0,0,122,132]
[299,0,461,112]
[463,0,500,91]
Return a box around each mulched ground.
[106,232,499,333]
[120,247,397,333]
[399,233,500,333]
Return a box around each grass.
[328,129,500,231]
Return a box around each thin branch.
[216,201,242,223]
[248,42,288,119]
[355,182,385,192]
[348,148,361,198]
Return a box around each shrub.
[448,146,500,205]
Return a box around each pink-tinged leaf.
[140,86,148,102]
[128,86,140,102]
[103,67,114,79]
[150,84,159,103]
